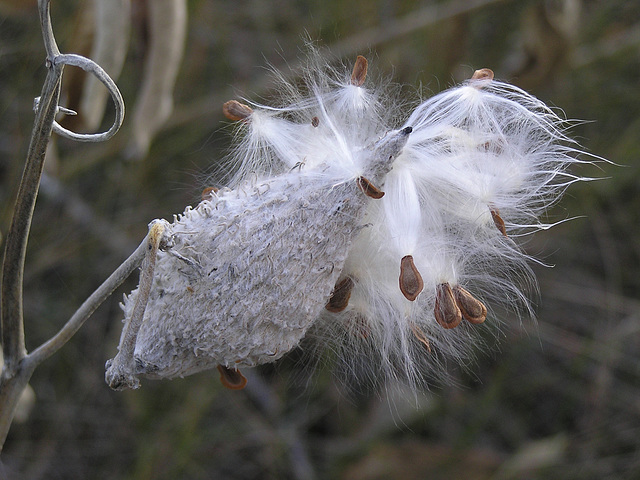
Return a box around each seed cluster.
[108,52,592,391]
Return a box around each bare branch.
[105,220,171,390]
[1,59,62,369]
[25,230,150,368]
[1,0,127,450]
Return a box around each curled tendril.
[36,0,125,143]
[50,54,124,142]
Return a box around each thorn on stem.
[217,365,247,390]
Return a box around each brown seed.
[489,207,507,237]
[311,116,320,127]
[452,285,487,324]
[326,277,354,313]
[357,176,385,199]
[202,186,219,201]
[350,55,368,86]
[217,365,247,390]
[222,100,253,121]
[471,68,494,81]
[434,283,462,329]
[409,322,432,353]
[399,255,424,301]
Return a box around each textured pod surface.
[108,52,597,390]
[129,176,365,377]
[123,129,410,380]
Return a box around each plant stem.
[1,59,62,371]
[0,0,126,451]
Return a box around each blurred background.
[1,0,639,478]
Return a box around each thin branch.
[105,220,170,390]
[1,57,63,369]
[26,230,150,367]
[1,0,126,451]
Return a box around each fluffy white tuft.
[216,57,598,390]
[111,52,602,393]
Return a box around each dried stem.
[0,0,125,452]
[105,220,170,390]
[1,2,62,371]
[27,234,150,367]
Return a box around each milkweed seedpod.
[107,125,411,387]
[129,0,187,158]
[107,52,601,391]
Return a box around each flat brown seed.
[326,277,354,313]
[202,186,219,201]
[490,207,508,237]
[409,322,432,353]
[217,365,247,390]
[222,100,253,121]
[399,255,424,301]
[453,285,487,324]
[434,283,462,329]
[357,176,385,199]
[350,55,368,86]
[471,68,494,81]
[311,116,320,127]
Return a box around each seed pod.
[471,68,494,81]
[452,285,487,324]
[223,100,253,121]
[79,0,131,131]
[107,128,412,386]
[350,55,368,86]
[490,207,508,237]
[357,176,385,199]
[399,255,424,301]
[326,277,354,313]
[434,283,462,329]
[217,365,247,390]
[130,0,187,159]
